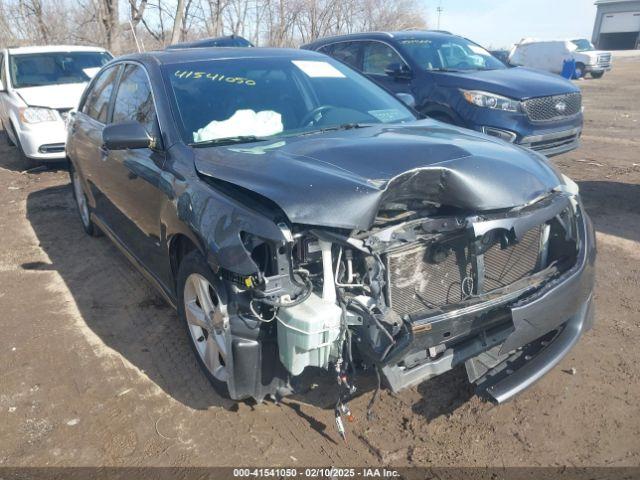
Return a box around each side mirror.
[384,62,412,80]
[103,121,153,150]
[396,93,416,108]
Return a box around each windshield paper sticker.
[292,61,345,78]
[173,70,256,86]
[368,109,409,123]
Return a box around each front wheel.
[177,250,231,398]
[9,123,36,170]
[574,63,585,79]
[590,71,604,79]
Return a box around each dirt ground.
[1,57,639,469]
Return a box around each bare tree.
[170,0,185,43]
[95,0,119,51]
[0,0,427,53]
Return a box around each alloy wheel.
[183,273,228,382]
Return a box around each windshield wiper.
[298,123,372,137]
[189,135,268,147]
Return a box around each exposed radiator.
[384,226,543,317]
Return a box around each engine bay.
[226,190,582,439]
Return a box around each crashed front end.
[223,169,595,407]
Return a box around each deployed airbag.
[193,109,283,142]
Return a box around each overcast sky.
[426,0,599,49]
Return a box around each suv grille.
[384,227,543,318]
[522,93,581,122]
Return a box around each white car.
[509,38,612,79]
[0,45,112,167]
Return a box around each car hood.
[194,120,565,230]
[432,67,579,100]
[575,50,609,60]
[15,83,87,109]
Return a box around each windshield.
[9,51,113,89]
[165,57,416,145]
[572,39,594,52]
[399,37,506,72]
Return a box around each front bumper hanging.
[381,204,596,403]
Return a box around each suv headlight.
[19,107,59,124]
[461,90,520,112]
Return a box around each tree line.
[0,0,427,53]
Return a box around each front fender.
[177,180,288,277]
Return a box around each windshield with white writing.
[164,57,416,145]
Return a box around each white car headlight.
[19,107,59,124]
[461,90,520,112]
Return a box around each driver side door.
[361,41,412,95]
[102,63,169,284]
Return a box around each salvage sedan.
[66,48,595,431]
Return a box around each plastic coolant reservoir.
[276,293,342,376]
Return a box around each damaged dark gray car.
[66,48,595,429]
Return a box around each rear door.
[71,64,122,222]
[102,63,168,281]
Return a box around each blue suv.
[302,31,583,157]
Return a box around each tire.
[3,122,15,146]
[574,63,585,79]
[177,250,231,398]
[10,123,37,170]
[69,161,101,237]
[590,71,604,79]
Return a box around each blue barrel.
[562,58,578,79]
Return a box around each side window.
[331,42,361,69]
[111,64,156,133]
[317,45,333,55]
[362,42,404,75]
[82,66,119,123]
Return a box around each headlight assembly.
[461,90,520,112]
[19,107,59,124]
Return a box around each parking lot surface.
[0,57,639,468]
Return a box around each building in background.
[592,0,640,49]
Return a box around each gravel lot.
[1,57,639,469]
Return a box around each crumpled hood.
[433,67,579,100]
[15,83,87,109]
[194,120,564,230]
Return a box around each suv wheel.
[3,122,15,146]
[177,250,231,398]
[70,163,100,236]
[10,123,36,170]
[590,71,604,79]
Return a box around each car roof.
[302,30,459,48]
[117,47,328,67]
[166,35,254,50]
[6,45,109,55]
